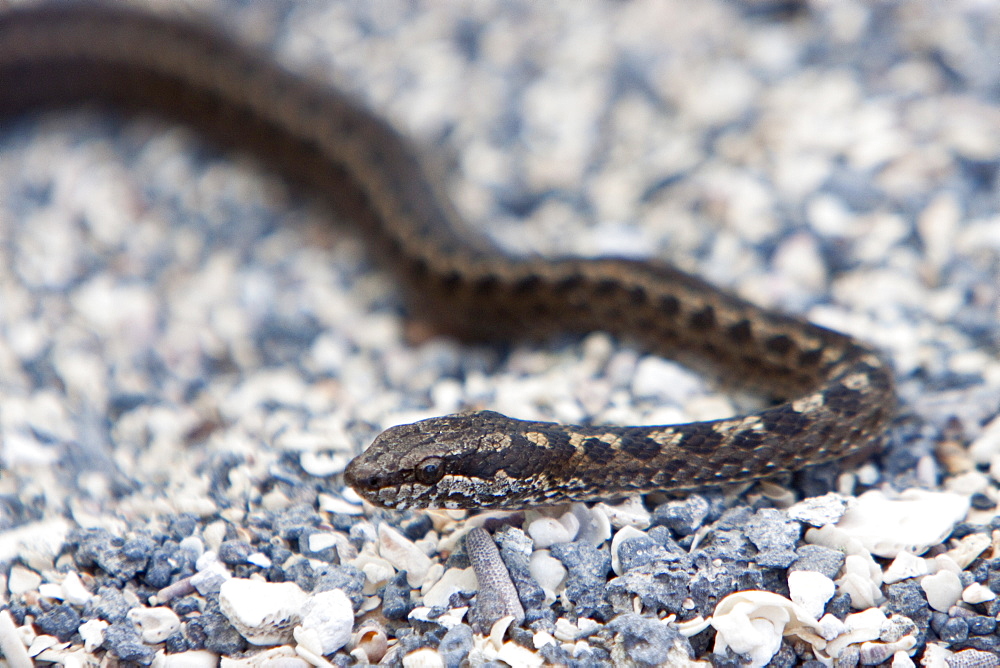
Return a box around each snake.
[0,4,895,511]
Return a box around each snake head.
[344,410,572,510]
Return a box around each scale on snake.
[0,4,895,510]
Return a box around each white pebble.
[247,553,272,569]
[570,503,612,545]
[818,613,846,641]
[78,619,108,653]
[835,489,970,557]
[892,649,916,668]
[497,641,544,668]
[401,647,446,668]
[961,583,996,605]
[219,579,307,645]
[787,571,835,620]
[36,583,63,600]
[293,589,354,656]
[920,570,963,612]
[150,649,218,667]
[59,572,93,606]
[933,554,963,574]
[378,524,433,588]
[527,517,575,548]
[7,566,41,595]
[128,606,181,644]
[836,554,884,609]
[422,567,478,608]
[838,571,882,610]
[944,471,990,496]
[352,554,395,592]
[529,551,566,605]
[883,551,929,584]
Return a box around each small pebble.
[921,570,963,613]
[786,492,849,527]
[788,570,835,620]
[127,606,180,644]
[378,524,433,588]
[7,566,41,595]
[526,513,579,548]
[218,578,307,645]
[422,567,477,608]
[293,588,354,656]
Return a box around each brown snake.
[0,5,895,510]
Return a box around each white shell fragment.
[151,649,219,667]
[293,588,355,656]
[824,608,887,658]
[610,526,649,576]
[529,550,567,605]
[78,619,109,653]
[835,489,970,557]
[945,532,992,569]
[787,571,835,620]
[219,578,308,645]
[0,609,32,668]
[422,567,478,608]
[593,496,651,530]
[128,606,181,644]
[836,554,885,610]
[570,503,612,545]
[710,591,821,668]
[883,551,929,584]
[379,524,433,588]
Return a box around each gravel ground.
[1,1,1000,666]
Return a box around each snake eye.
[415,457,445,485]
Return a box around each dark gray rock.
[102,620,155,665]
[605,613,693,667]
[217,539,252,565]
[35,604,81,642]
[616,535,674,573]
[494,525,546,614]
[380,570,413,621]
[744,509,800,568]
[789,544,846,579]
[438,624,474,668]
[313,564,366,611]
[550,540,612,621]
[938,617,969,643]
[652,495,710,536]
[607,561,690,615]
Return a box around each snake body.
[0,5,895,510]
